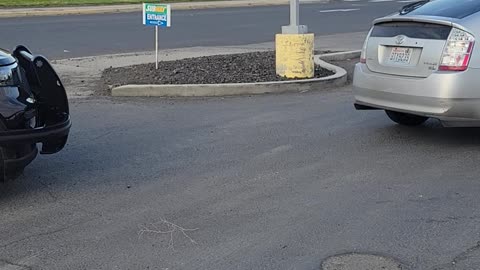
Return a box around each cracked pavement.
[2,88,480,269]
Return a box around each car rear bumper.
[353,63,480,126]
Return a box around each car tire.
[0,147,26,183]
[385,110,428,126]
[0,147,12,182]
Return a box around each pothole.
[322,253,404,270]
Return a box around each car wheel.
[385,110,428,126]
[0,147,25,182]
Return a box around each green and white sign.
[142,3,172,69]
[143,3,171,27]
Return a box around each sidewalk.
[0,0,328,18]
[51,31,365,97]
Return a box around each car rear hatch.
[365,19,453,78]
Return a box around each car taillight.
[439,28,475,72]
[360,29,372,64]
[360,46,367,64]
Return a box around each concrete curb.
[319,50,361,61]
[111,55,348,97]
[0,0,328,18]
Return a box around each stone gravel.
[101,51,334,88]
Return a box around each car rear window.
[403,0,480,19]
[371,22,452,40]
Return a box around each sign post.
[281,0,307,34]
[143,3,171,70]
[155,25,159,69]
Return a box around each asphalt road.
[1,87,480,269]
[0,0,406,59]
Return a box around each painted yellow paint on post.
[275,33,314,79]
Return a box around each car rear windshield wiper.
[399,0,430,15]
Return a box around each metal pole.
[290,0,299,27]
[155,25,159,70]
[282,0,306,34]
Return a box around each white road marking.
[339,0,421,4]
[319,8,360,13]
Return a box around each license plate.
[389,47,412,64]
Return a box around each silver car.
[353,0,480,127]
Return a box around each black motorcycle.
[0,46,71,182]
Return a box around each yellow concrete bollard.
[275,33,315,79]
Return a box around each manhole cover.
[322,253,403,270]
